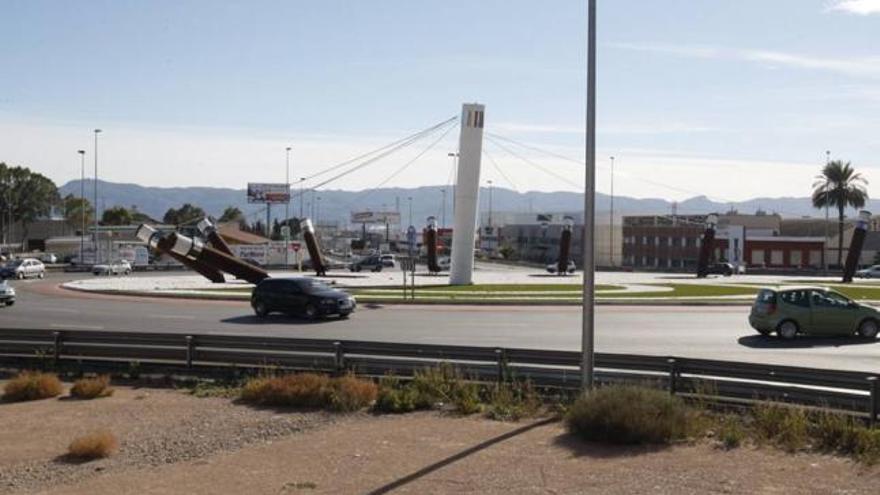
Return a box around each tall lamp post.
[78,150,86,263]
[407,196,413,227]
[448,152,459,216]
[440,188,447,228]
[285,146,291,267]
[824,150,830,274]
[581,0,597,393]
[487,180,494,228]
[93,129,102,265]
[609,155,615,267]
[299,177,306,219]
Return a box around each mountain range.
[59,180,870,226]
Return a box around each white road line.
[50,323,104,330]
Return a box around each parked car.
[39,253,58,264]
[0,258,45,279]
[251,277,356,319]
[546,260,576,274]
[856,265,880,278]
[0,280,15,306]
[92,259,132,276]
[749,286,879,339]
[380,254,396,268]
[707,262,735,276]
[348,255,384,272]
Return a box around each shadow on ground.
[737,334,878,349]
[551,432,669,459]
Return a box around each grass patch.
[485,381,541,421]
[566,386,693,445]
[70,375,114,399]
[3,371,63,402]
[240,372,377,412]
[67,430,118,460]
[185,381,241,399]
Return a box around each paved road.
[2,273,879,372]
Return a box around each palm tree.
[812,160,868,267]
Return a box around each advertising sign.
[350,210,401,224]
[233,245,268,265]
[247,183,290,204]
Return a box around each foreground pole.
[581,0,597,393]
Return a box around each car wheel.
[857,319,879,339]
[16,272,24,280]
[777,320,798,340]
[38,272,44,279]
[303,303,319,320]
[253,300,269,318]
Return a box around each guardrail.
[0,328,877,424]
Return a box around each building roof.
[218,223,270,245]
[779,218,851,237]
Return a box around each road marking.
[152,314,197,320]
[50,323,105,330]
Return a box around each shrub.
[566,386,691,445]
[810,410,860,453]
[240,373,331,407]
[329,375,378,412]
[70,375,114,399]
[753,403,808,452]
[852,428,880,464]
[68,430,118,460]
[718,417,744,449]
[451,382,483,415]
[3,371,63,402]
[410,364,463,408]
[374,376,419,414]
[486,381,541,421]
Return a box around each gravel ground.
[0,383,335,494]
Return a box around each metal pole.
[581,0,597,393]
[299,178,305,219]
[78,150,86,263]
[488,180,493,228]
[441,189,446,228]
[93,129,101,265]
[408,196,413,227]
[610,155,614,267]
[285,147,291,268]
[266,204,271,238]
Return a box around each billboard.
[247,183,290,204]
[350,210,401,224]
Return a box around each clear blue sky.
[1,0,878,201]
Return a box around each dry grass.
[240,373,331,407]
[329,374,378,412]
[70,375,114,399]
[67,430,118,460]
[2,371,63,402]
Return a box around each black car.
[707,262,734,276]
[348,255,383,272]
[251,277,356,319]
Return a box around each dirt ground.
[1,383,879,495]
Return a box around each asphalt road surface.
[2,274,879,372]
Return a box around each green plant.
[566,386,692,445]
[410,363,462,408]
[374,376,420,414]
[752,403,808,452]
[718,417,744,449]
[329,374,378,412]
[3,371,63,402]
[67,430,118,460]
[187,381,241,399]
[127,361,141,380]
[70,375,114,399]
[485,381,541,421]
[451,381,483,415]
[809,410,860,453]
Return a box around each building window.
[643,236,649,245]
[790,250,802,267]
[751,249,764,265]
[771,250,784,265]
[809,250,822,266]
[668,237,674,247]
[655,236,661,246]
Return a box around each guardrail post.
[185,336,195,369]
[495,348,506,384]
[52,331,62,366]
[667,358,678,396]
[334,341,345,374]
[868,376,879,428]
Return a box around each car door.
[778,290,811,330]
[810,290,856,336]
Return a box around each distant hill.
[59,180,871,226]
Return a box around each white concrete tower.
[449,103,485,285]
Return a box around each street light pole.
[299,178,306,219]
[581,0,597,393]
[285,146,291,268]
[78,150,86,263]
[448,152,459,217]
[441,188,446,228]
[487,180,494,228]
[93,129,102,265]
[407,196,413,227]
[824,150,830,274]
[609,155,615,267]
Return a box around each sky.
[1,0,879,204]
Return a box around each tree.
[812,160,869,267]
[162,203,206,226]
[218,206,243,223]
[101,206,133,226]
[62,194,94,233]
[129,205,155,224]
[0,163,60,244]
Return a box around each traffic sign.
[291,242,301,252]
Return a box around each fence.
[0,328,877,424]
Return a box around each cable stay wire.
[482,148,520,193]
[343,122,459,210]
[291,117,458,199]
[299,115,458,185]
[485,135,582,190]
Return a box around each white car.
[0,258,45,279]
[0,280,15,306]
[546,260,576,274]
[93,259,132,276]
[380,254,396,268]
[39,253,58,264]
[856,265,880,278]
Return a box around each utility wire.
[482,148,520,192]
[485,135,582,190]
